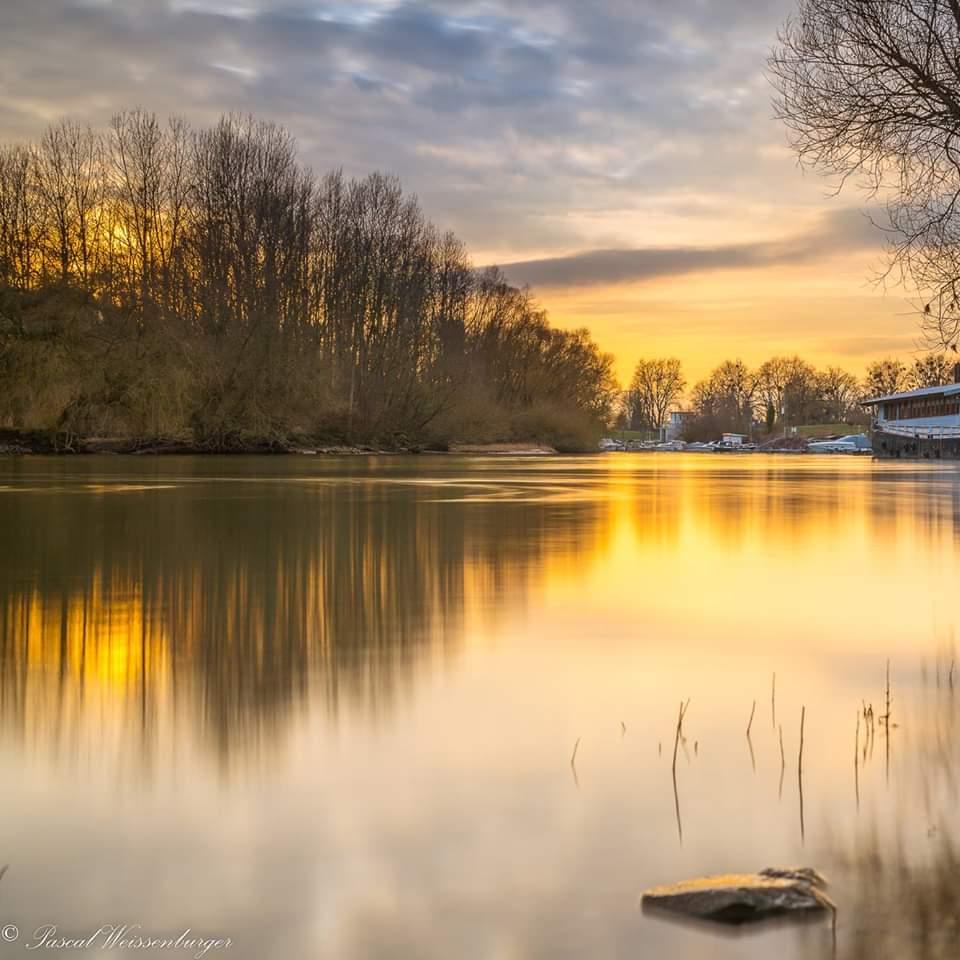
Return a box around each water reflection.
[0,455,959,959]
[3,456,960,771]
[807,650,960,959]
[0,458,612,767]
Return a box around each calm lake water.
[1,454,959,959]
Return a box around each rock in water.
[641,868,834,925]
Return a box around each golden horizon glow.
[496,250,917,387]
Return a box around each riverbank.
[0,431,382,456]
[0,431,559,457]
[447,442,557,456]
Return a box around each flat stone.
[641,867,834,925]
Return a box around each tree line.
[0,112,617,450]
[621,353,958,440]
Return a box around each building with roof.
[863,366,960,458]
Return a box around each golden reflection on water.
[2,455,960,959]
[1,457,959,768]
[0,459,615,767]
[1,578,172,767]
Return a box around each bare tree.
[0,145,39,288]
[817,365,862,421]
[908,352,956,388]
[770,1,960,349]
[863,358,910,398]
[107,111,192,322]
[32,120,103,284]
[625,358,685,433]
[756,356,820,426]
[689,359,757,436]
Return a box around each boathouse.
[863,365,960,458]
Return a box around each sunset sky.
[0,0,919,383]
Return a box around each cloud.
[495,207,885,289]
[820,334,920,357]
[0,0,920,376]
[0,0,804,255]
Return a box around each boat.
[598,438,626,452]
[807,434,872,454]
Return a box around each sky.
[0,0,922,384]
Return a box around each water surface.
[1,454,958,958]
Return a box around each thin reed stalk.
[855,711,860,811]
[799,705,806,842]
[778,723,786,801]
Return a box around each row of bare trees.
[0,112,617,448]
[621,353,957,440]
[692,354,959,438]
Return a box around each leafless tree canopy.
[907,350,957,384]
[0,111,618,450]
[770,0,960,347]
[624,358,686,432]
[689,360,759,437]
[863,357,912,396]
[680,351,949,439]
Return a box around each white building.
[664,410,693,442]
[863,370,960,458]
[863,383,960,437]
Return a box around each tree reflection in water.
[0,460,609,770]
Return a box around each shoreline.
[0,432,561,458]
